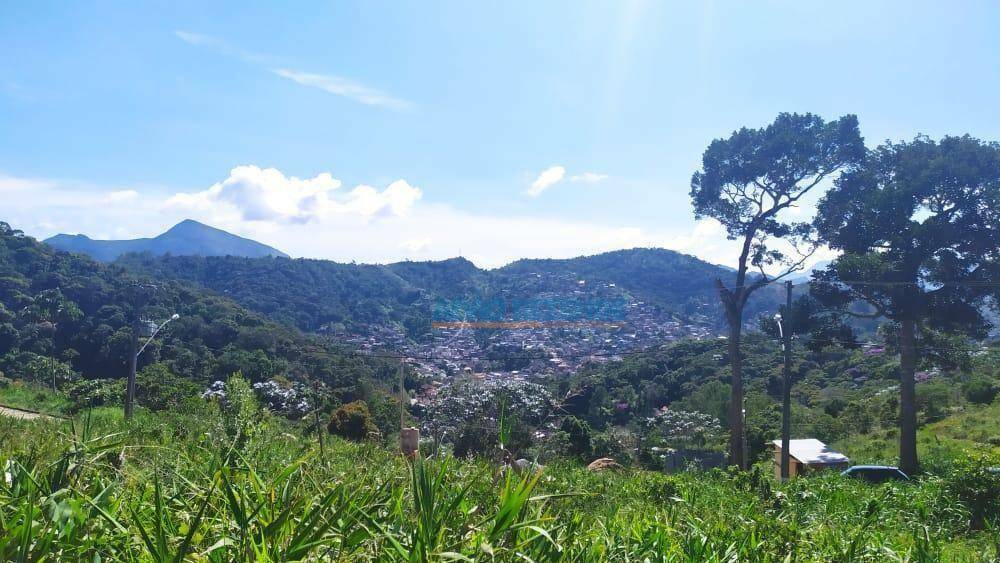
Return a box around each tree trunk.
[898,317,918,475]
[727,315,745,470]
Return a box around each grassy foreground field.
[2,397,998,562]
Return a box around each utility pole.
[313,383,325,457]
[399,360,419,458]
[125,315,139,420]
[779,280,793,481]
[124,283,157,420]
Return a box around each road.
[0,405,51,420]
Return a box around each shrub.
[917,380,954,422]
[136,363,201,411]
[559,416,593,459]
[66,378,124,410]
[219,372,262,448]
[963,376,998,405]
[947,451,1000,530]
[328,400,379,441]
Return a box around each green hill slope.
[114,247,786,338]
[0,221,390,405]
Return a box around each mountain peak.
[44,220,289,261]
[161,219,228,237]
[169,218,208,229]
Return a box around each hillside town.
[336,271,719,404]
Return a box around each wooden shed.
[771,439,849,479]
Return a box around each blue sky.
[2,1,998,267]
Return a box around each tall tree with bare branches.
[690,113,865,468]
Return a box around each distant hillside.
[0,220,390,401]
[116,247,786,337]
[44,220,288,261]
[494,248,785,326]
[116,253,432,335]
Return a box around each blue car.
[841,465,909,483]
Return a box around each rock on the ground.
[586,457,623,472]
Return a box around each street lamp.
[776,280,794,480]
[137,313,180,357]
[125,313,179,419]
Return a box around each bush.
[947,451,1000,530]
[136,363,201,411]
[559,416,593,459]
[66,378,124,410]
[963,376,998,405]
[591,431,630,463]
[917,380,954,422]
[219,372,262,448]
[328,400,379,441]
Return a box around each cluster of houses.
[335,273,722,405]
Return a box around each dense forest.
[114,247,785,339]
[556,334,998,463]
[0,222,398,415]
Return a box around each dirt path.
[0,405,52,420]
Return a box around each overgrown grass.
[836,401,1000,465]
[1,404,997,561]
[0,381,72,416]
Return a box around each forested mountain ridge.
[45,219,289,261]
[114,247,785,338]
[0,222,393,409]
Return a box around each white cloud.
[173,30,409,110]
[271,69,412,111]
[2,167,830,271]
[526,166,566,197]
[526,166,608,197]
[166,165,421,224]
[569,172,609,183]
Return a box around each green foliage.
[0,380,73,414]
[946,451,1000,530]
[66,378,124,409]
[559,416,593,459]
[964,376,998,405]
[813,135,1000,473]
[219,372,262,448]
[0,221,395,405]
[328,400,379,441]
[116,246,785,340]
[0,406,996,560]
[916,380,955,423]
[135,363,201,411]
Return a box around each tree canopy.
[690,112,865,468]
[812,134,1000,473]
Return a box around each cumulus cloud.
[166,165,421,223]
[526,166,608,197]
[2,168,822,271]
[526,166,566,197]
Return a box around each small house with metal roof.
[771,439,850,478]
